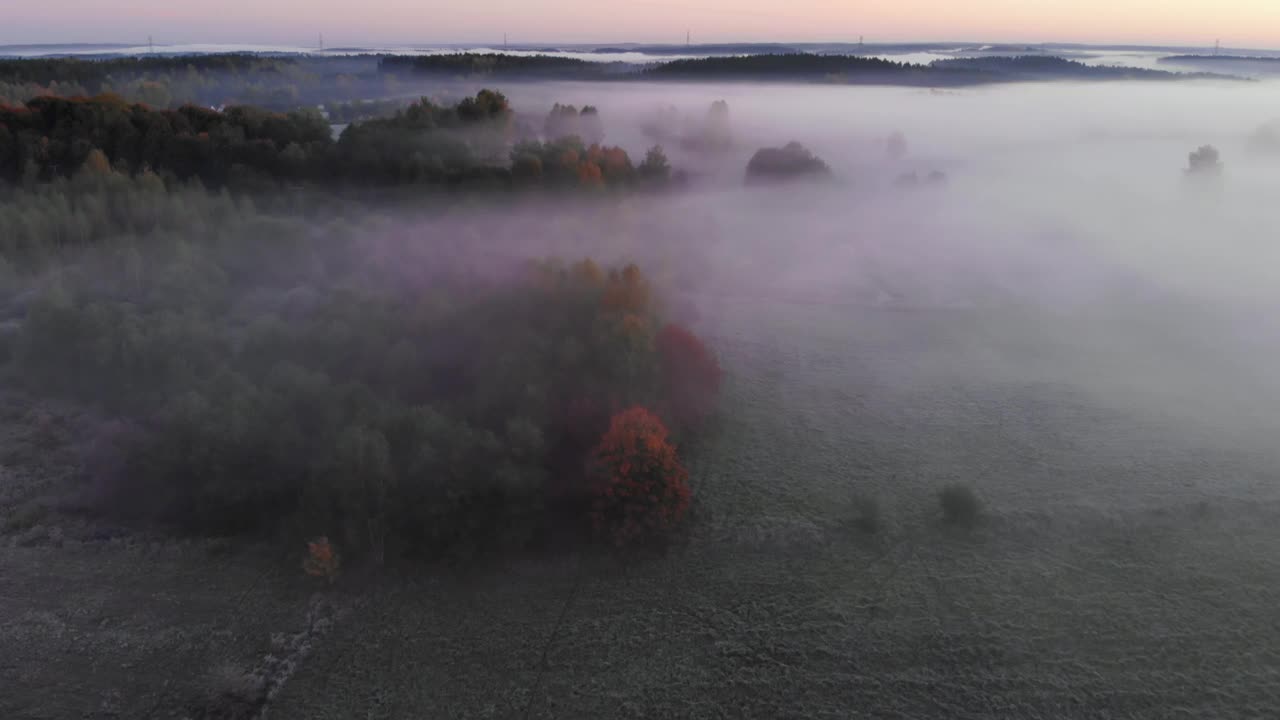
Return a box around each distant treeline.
[0,90,671,191]
[931,56,1214,80]
[0,52,1224,112]
[649,54,1217,83]
[647,54,930,81]
[378,53,630,79]
[0,54,395,110]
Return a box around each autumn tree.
[588,407,691,546]
[655,323,722,431]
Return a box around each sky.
[4,0,1280,49]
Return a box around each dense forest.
[0,180,710,563]
[0,90,670,191]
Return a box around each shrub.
[655,323,722,431]
[938,484,981,526]
[194,662,269,720]
[303,537,341,583]
[588,407,691,546]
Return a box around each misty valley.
[3,51,1280,719]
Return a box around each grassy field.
[5,296,1280,718]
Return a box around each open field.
[6,295,1280,718]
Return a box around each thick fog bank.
[437,79,1280,454]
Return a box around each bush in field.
[655,323,722,431]
[938,484,981,526]
[303,536,341,582]
[588,407,691,546]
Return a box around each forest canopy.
[0,173,720,559]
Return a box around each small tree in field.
[588,407,691,546]
[303,537,341,583]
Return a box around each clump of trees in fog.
[681,100,733,152]
[745,142,832,184]
[544,103,605,145]
[1186,145,1223,176]
[640,100,734,153]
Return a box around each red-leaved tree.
[588,407,691,546]
[655,323,722,430]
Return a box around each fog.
[11,65,1280,717]
[440,78,1280,468]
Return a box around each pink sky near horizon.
[6,0,1280,49]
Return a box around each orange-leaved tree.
[588,407,691,546]
[303,536,341,583]
[655,323,722,430]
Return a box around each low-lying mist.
[401,78,1280,460]
[8,74,1280,529]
